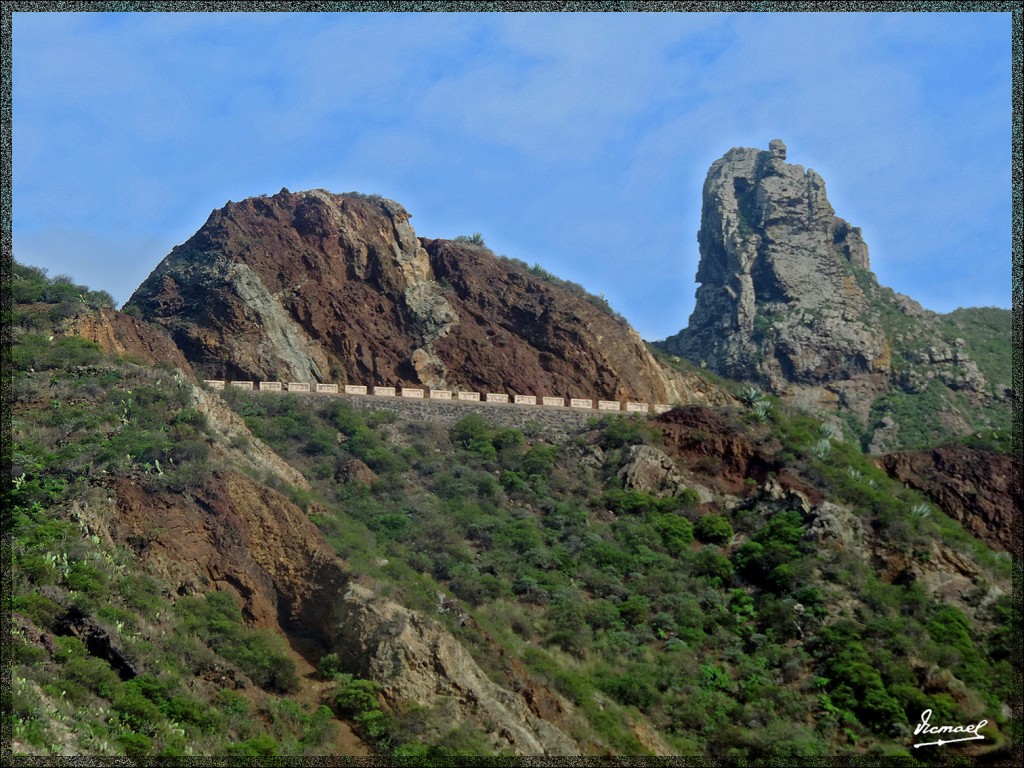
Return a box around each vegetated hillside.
[10,262,1014,761]
[125,189,720,407]
[855,284,1013,454]
[9,263,579,758]
[658,141,1012,454]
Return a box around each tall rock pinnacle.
[660,140,1010,451]
[662,140,890,417]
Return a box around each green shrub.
[450,414,490,449]
[654,514,694,555]
[522,444,558,476]
[316,652,344,680]
[598,669,658,709]
[695,514,734,544]
[66,560,109,598]
[331,674,381,717]
[491,427,525,452]
[599,416,654,449]
[114,677,166,734]
[693,549,734,584]
[226,733,280,756]
[64,655,122,700]
[602,488,656,516]
[174,591,299,693]
[118,731,154,760]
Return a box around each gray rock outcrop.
[662,140,890,418]
[336,582,580,755]
[660,141,1008,447]
[617,444,688,496]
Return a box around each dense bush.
[695,514,734,544]
[13,261,115,310]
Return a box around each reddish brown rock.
[654,405,821,502]
[880,445,1018,552]
[654,406,779,494]
[111,471,346,638]
[127,189,726,406]
[62,307,196,379]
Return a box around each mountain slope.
[10,262,1014,760]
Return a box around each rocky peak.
[663,140,888,415]
[128,189,458,386]
[660,141,1008,448]
[128,188,724,406]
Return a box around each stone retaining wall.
[301,392,607,431]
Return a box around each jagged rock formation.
[661,139,890,417]
[336,583,579,755]
[127,189,721,406]
[660,140,1010,449]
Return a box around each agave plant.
[753,400,773,422]
[738,385,765,407]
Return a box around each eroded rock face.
[111,471,345,637]
[61,307,196,379]
[880,445,1018,552]
[128,189,715,405]
[661,140,1008,446]
[336,582,579,755]
[108,470,578,754]
[663,140,889,414]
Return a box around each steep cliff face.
[662,140,890,415]
[424,238,721,405]
[661,140,1010,449]
[127,189,716,406]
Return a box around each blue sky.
[12,11,1012,340]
